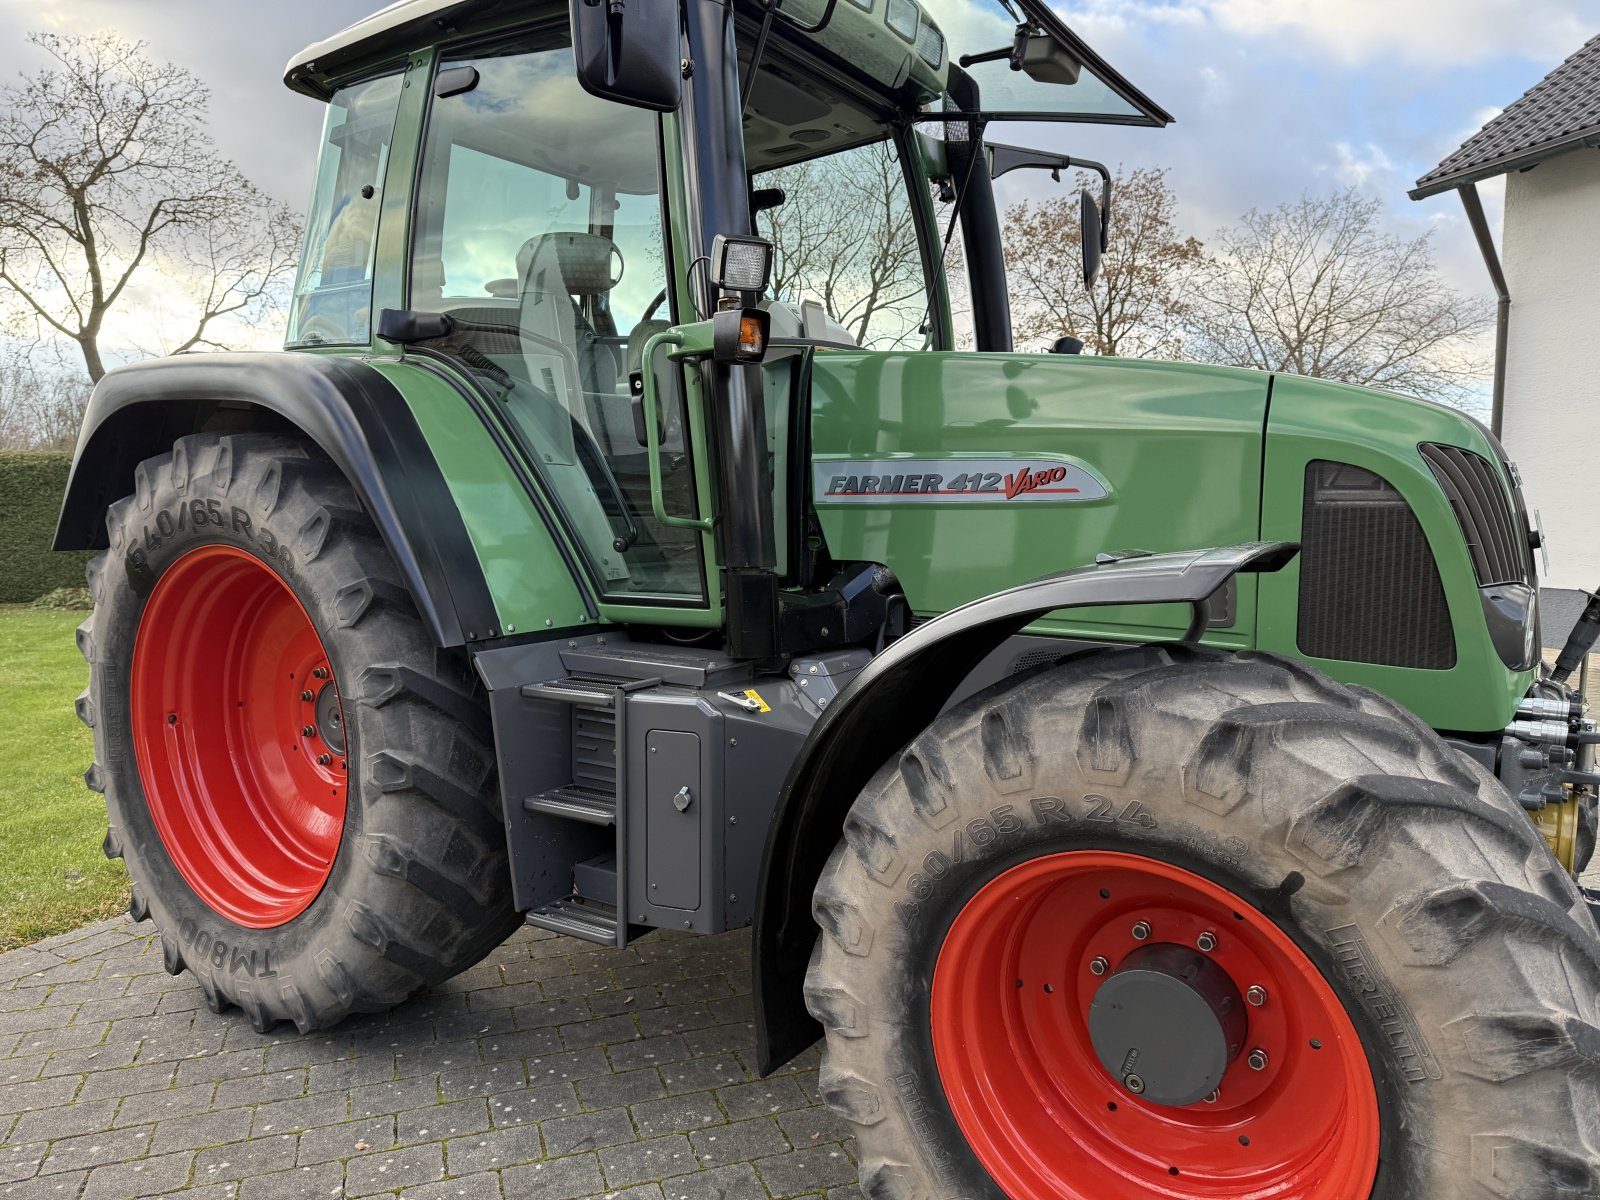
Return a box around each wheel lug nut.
[301,725,316,737]
[1203,1090,1219,1104]
[301,689,314,701]
[1089,956,1108,976]
[317,753,332,765]
[1131,921,1151,941]
[1247,985,1268,1007]
[1247,1048,1269,1071]
[1196,930,1217,952]
[1123,1073,1145,1094]
[313,667,329,679]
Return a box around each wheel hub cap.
[314,680,346,755]
[1089,942,1246,1107]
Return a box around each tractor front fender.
[752,541,1300,1074]
[54,352,497,648]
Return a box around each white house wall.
[1501,149,1600,593]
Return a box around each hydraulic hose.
[1551,590,1600,684]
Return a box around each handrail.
[639,328,715,533]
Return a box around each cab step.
[525,898,618,945]
[521,679,618,707]
[523,785,616,825]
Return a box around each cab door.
[404,29,719,625]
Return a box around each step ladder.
[515,675,648,947]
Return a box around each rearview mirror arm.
[987,142,1111,251]
[957,20,1036,72]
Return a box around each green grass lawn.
[0,605,128,949]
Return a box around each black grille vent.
[1419,443,1528,586]
[1297,461,1455,669]
[571,704,617,797]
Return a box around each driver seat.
[516,231,622,402]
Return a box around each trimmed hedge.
[0,452,93,604]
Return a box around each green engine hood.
[807,351,1532,731]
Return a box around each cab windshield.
[739,22,943,350]
[752,137,935,351]
[735,0,1165,348]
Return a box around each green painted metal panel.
[810,351,1269,644]
[1257,373,1532,732]
[362,357,592,635]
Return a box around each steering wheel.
[641,288,668,324]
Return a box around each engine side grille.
[1297,460,1455,669]
[1419,443,1528,586]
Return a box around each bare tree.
[0,33,300,383]
[1003,166,1202,357]
[1184,189,1491,399]
[0,344,92,450]
[757,141,928,348]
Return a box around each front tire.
[80,432,519,1032]
[805,646,1600,1199]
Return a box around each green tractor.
[55,1,1600,1196]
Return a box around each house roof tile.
[1411,32,1600,199]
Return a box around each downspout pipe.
[1457,182,1510,437]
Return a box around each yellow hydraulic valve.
[1530,793,1582,873]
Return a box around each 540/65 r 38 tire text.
[79,432,519,1032]
[805,645,1600,1200]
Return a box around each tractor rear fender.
[54,352,497,648]
[752,541,1300,1074]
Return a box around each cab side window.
[286,73,403,348]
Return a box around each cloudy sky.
[0,0,1593,410]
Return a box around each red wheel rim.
[931,851,1379,1200]
[130,545,348,928]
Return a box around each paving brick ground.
[0,918,859,1200]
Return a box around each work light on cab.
[710,233,774,363]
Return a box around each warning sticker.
[743,689,771,713]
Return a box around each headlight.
[1481,583,1539,672]
[886,0,919,41]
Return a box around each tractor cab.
[279,0,1172,654]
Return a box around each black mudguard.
[752,541,1300,1073]
[54,352,498,648]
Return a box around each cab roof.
[284,0,488,98]
[286,0,1170,129]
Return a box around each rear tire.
[80,432,519,1032]
[805,646,1600,1199]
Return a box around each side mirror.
[569,0,681,113]
[1080,189,1103,288]
[1018,34,1082,86]
[987,140,1113,277]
